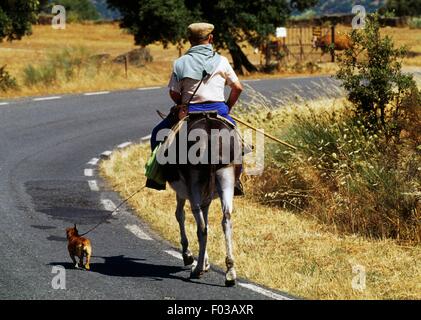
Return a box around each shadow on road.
[49,255,226,287]
[50,255,185,282]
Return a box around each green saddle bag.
[144,144,166,187]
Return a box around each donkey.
[158,111,242,286]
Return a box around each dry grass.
[0,23,173,98]
[1,23,420,99]
[100,142,421,300]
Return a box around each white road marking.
[100,150,113,159]
[125,224,153,241]
[88,180,100,192]
[84,168,94,177]
[33,96,62,101]
[141,134,152,142]
[164,250,183,260]
[101,199,118,215]
[238,283,292,300]
[118,142,132,149]
[243,79,262,83]
[163,250,291,299]
[0,102,10,106]
[138,86,162,91]
[87,158,99,166]
[84,91,110,96]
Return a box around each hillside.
[91,0,120,20]
[74,1,388,21]
[311,0,386,15]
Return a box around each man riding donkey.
[146,22,245,194]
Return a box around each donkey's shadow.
[50,255,225,287]
[51,255,184,281]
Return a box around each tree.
[91,0,121,20]
[51,0,100,22]
[336,14,417,138]
[382,0,421,17]
[0,0,39,42]
[108,0,194,49]
[107,0,318,74]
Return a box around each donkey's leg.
[188,172,210,279]
[175,195,193,266]
[201,204,211,273]
[190,202,209,279]
[216,166,237,287]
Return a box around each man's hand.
[170,90,182,105]
[227,81,243,111]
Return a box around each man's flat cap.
[187,22,215,39]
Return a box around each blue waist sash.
[188,102,235,125]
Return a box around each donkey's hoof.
[190,267,205,279]
[225,279,236,287]
[225,268,237,287]
[204,263,211,273]
[183,253,194,266]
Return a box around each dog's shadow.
[50,255,186,282]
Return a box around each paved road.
[0,75,350,300]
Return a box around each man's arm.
[170,90,182,105]
[226,81,243,111]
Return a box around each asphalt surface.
[0,75,353,300]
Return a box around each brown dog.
[66,224,92,270]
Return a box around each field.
[99,85,420,299]
[100,137,420,300]
[0,23,420,99]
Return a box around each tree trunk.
[228,41,258,75]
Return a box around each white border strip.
[141,134,151,142]
[100,150,113,160]
[125,224,153,241]
[138,86,162,91]
[0,102,10,106]
[84,91,110,96]
[243,79,262,83]
[164,250,183,260]
[33,96,62,101]
[88,180,99,192]
[84,169,94,177]
[101,199,117,215]
[118,142,132,149]
[238,283,292,300]
[87,158,99,166]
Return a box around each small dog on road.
[66,224,92,270]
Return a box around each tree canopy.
[50,0,100,22]
[0,0,39,42]
[382,0,421,17]
[107,0,318,73]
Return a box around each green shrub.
[408,17,421,29]
[240,97,421,243]
[58,0,100,22]
[255,108,420,242]
[336,14,417,138]
[23,47,92,87]
[23,64,57,87]
[0,65,18,91]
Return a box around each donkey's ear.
[74,223,77,229]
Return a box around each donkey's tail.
[203,164,217,200]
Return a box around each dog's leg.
[70,254,78,269]
[79,254,84,269]
[84,245,92,270]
